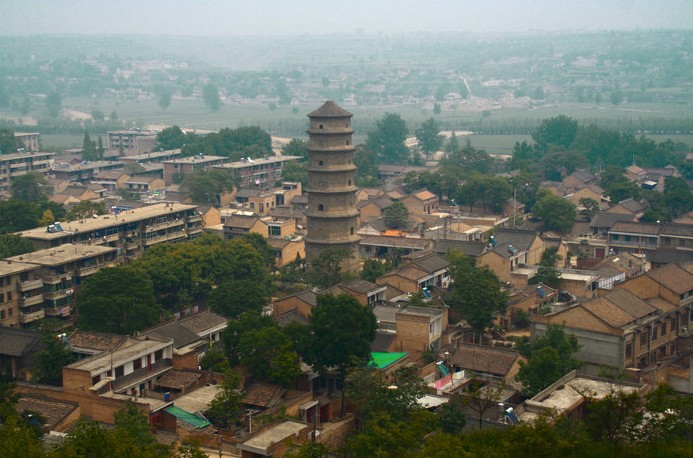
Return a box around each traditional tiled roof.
[648,249,693,266]
[606,289,657,320]
[610,221,661,235]
[224,214,259,229]
[17,394,79,430]
[178,310,227,335]
[434,240,488,257]
[140,322,202,349]
[242,382,285,408]
[590,212,635,228]
[372,332,396,353]
[155,370,202,390]
[646,263,693,295]
[68,331,128,353]
[661,223,693,238]
[0,328,42,357]
[494,227,538,251]
[307,101,352,118]
[339,279,383,295]
[411,253,449,273]
[646,297,678,314]
[448,345,520,377]
[582,297,635,328]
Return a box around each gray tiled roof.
[0,328,41,357]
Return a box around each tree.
[516,324,580,397]
[354,146,379,187]
[32,326,75,386]
[77,266,162,334]
[208,279,268,318]
[206,369,242,428]
[346,365,424,425]
[11,172,50,202]
[532,188,576,233]
[114,402,158,448]
[532,115,578,152]
[0,234,34,259]
[360,258,390,283]
[445,132,460,154]
[305,294,377,416]
[45,90,62,117]
[238,326,300,387]
[281,160,308,187]
[181,169,235,204]
[415,118,443,156]
[155,85,173,110]
[438,396,467,434]
[281,138,308,159]
[305,247,354,289]
[203,83,221,112]
[366,113,409,164]
[529,246,562,289]
[446,253,507,338]
[0,129,22,154]
[0,199,41,232]
[156,126,187,151]
[383,201,409,229]
[67,200,107,220]
[81,131,98,161]
[579,197,600,221]
[222,311,277,365]
[610,87,624,106]
[465,380,506,430]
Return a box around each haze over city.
[2,0,693,36]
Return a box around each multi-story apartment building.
[0,151,54,195]
[6,244,119,321]
[107,130,157,155]
[532,263,693,374]
[118,148,184,165]
[0,260,44,327]
[63,334,174,398]
[213,155,302,190]
[19,203,203,259]
[162,155,226,185]
[51,160,124,183]
[14,132,40,152]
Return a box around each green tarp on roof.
[165,405,211,429]
[369,352,408,369]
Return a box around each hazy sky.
[2,0,692,36]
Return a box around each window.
[318,160,323,166]
[133,358,142,370]
[268,225,281,237]
[115,366,124,378]
[671,316,678,332]
[661,322,667,337]
[350,227,354,235]
[640,332,647,347]
[625,342,632,359]
[318,204,324,211]
[319,124,323,129]
[652,325,658,341]
[624,235,631,242]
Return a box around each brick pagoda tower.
[304,101,360,272]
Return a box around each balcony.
[111,358,173,391]
[44,273,72,284]
[187,214,203,223]
[17,279,43,292]
[19,309,45,324]
[18,295,43,308]
[76,264,102,277]
[44,288,73,300]
[150,219,184,232]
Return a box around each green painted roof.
[165,406,211,429]
[369,352,408,369]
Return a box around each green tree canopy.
[366,112,409,164]
[0,234,34,258]
[531,115,578,152]
[446,253,507,336]
[156,126,188,150]
[415,118,443,156]
[77,266,162,334]
[281,138,308,159]
[0,129,23,154]
[515,324,581,397]
[45,90,62,117]
[383,201,409,229]
[11,172,51,202]
[304,294,377,416]
[305,246,354,289]
[181,169,235,204]
[208,279,269,318]
[202,83,221,111]
[532,188,576,233]
[67,200,107,221]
